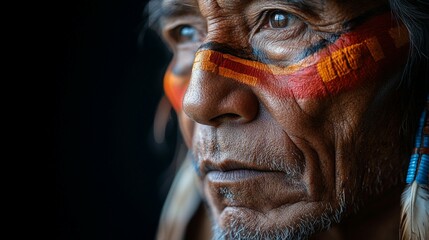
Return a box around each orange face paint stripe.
[163,11,410,111]
[193,57,259,86]
[364,37,385,62]
[194,50,268,86]
[194,48,317,78]
[220,51,316,75]
[318,42,366,83]
[219,67,259,86]
[191,11,409,98]
[163,68,189,111]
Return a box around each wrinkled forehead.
[160,0,325,8]
[158,0,383,16]
[159,0,320,15]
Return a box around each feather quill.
[400,182,429,240]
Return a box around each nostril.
[210,113,241,124]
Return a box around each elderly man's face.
[159,0,409,238]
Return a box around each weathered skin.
[160,0,410,238]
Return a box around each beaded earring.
[400,95,429,240]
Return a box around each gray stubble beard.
[210,192,346,240]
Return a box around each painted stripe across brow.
[192,11,409,98]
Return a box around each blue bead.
[416,154,429,185]
[406,154,419,183]
[423,136,429,147]
[406,177,414,184]
[407,104,428,184]
[415,137,422,147]
[414,110,427,147]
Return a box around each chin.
[208,197,346,240]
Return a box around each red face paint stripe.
[210,52,270,81]
[192,11,409,99]
[263,33,407,98]
[195,48,316,79]
[164,11,410,110]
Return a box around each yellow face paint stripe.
[195,30,400,85]
[318,38,385,83]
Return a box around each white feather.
[400,181,429,240]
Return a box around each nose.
[182,51,259,127]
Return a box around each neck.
[311,186,402,240]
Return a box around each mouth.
[207,169,270,181]
[201,159,286,180]
[201,159,306,213]
[201,159,300,188]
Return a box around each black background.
[53,0,177,239]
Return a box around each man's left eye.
[174,25,199,43]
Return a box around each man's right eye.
[172,25,199,44]
[268,10,290,29]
